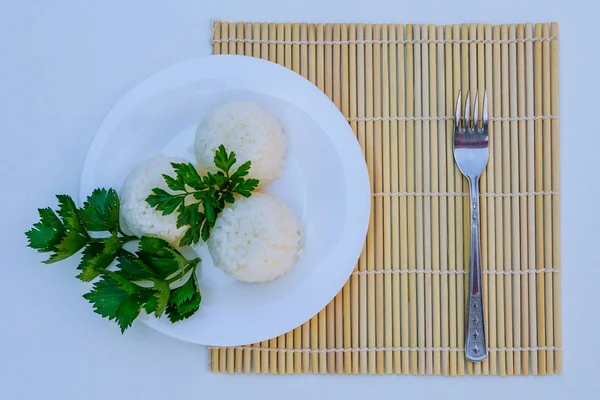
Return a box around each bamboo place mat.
[209,21,561,376]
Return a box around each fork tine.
[454,90,462,131]
[482,90,489,131]
[464,91,471,129]
[473,91,479,129]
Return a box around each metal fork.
[453,90,489,362]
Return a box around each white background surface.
[1,0,599,399]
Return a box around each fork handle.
[465,177,487,361]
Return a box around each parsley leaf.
[26,195,90,263]
[83,273,160,333]
[172,162,204,190]
[213,144,237,174]
[146,188,185,215]
[230,160,251,181]
[233,178,260,198]
[83,276,134,331]
[152,280,170,317]
[169,275,197,307]
[78,188,120,232]
[116,251,157,281]
[25,208,66,252]
[76,234,121,282]
[166,273,201,323]
[56,195,87,235]
[137,236,189,279]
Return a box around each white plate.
[79,55,370,346]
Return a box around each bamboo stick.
[273,22,286,374]
[252,21,261,60]
[542,23,554,374]
[429,24,441,376]
[244,22,252,59]
[219,21,232,375]
[414,24,426,375]
[419,25,433,375]
[501,24,514,376]
[484,23,497,376]
[292,23,304,374]
[219,346,227,374]
[356,23,368,375]
[517,23,529,376]
[436,25,449,376]
[332,23,344,374]
[238,18,249,379]
[373,23,385,375]
[258,21,271,375]
[468,23,479,376]
[476,23,489,376]
[445,25,457,376]
[405,24,418,375]
[551,22,562,374]
[267,22,279,375]
[280,22,294,375]
[525,23,538,375]
[307,23,319,374]
[397,24,410,375]
[212,21,221,55]
[251,21,262,374]
[261,23,272,374]
[492,24,506,376]
[323,23,336,374]
[316,22,327,374]
[389,24,402,374]
[292,23,300,73]
[508,24,521,375]
[285,23,292,65]
[365,23,376,375]
[349,23,361,375]
[236,22,244,57]
[261,22,269,59]
[252,24,263,374]
[534,23,547,375]
[300,22,310,374]
[454,24,469,375]
[229,22,236,56]
[421,24,434,376]
[340,23,353,375]
[210,21,221,374]
[227,22,237,373]
[381,24,394,375]
[300,23,308,80]
[268,23,276,63]
[277,24,284,66]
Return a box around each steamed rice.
[208,193,302,283]
[120,155,192,246]
[194,101,286,185]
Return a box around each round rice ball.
[120,155,192,246]
[208,193,302,283]
[194,101,286,186]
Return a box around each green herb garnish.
[26,190,200,332]
[25,145,257,333]
[146,145,259,246]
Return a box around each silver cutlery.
[453,90,489,362]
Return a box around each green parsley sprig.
[26,145,259,333]
[146,145,259,246]
[26,189,201,332]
